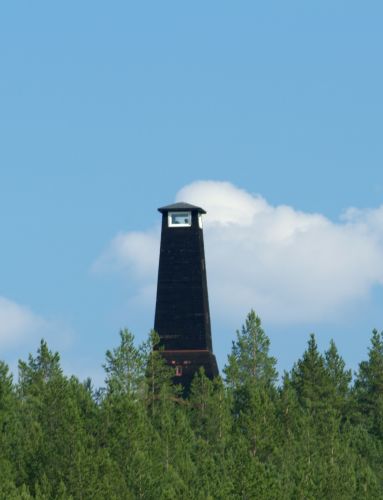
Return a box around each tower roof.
[158,202,206,214]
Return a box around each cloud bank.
[0,296,47,348]
[95,181,383,325]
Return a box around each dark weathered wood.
[154,203,219,389]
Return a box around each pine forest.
[1,310,383,499]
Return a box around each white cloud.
[0,297,47,348]
[92,229,159,280]
[94,181,383,325]
[0,297,75,377]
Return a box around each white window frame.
[168,211,192,227]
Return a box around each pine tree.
[288,336,370,497]
[189,370,231,449]
[224,312,278,449]
[100,330,155,497]
[324,339,352,415]
[16,341,100,497]
[291,334,333,415]
[188,370,233,498]
[224,310,277,391]
[0,457,20,500]
[0,361,20,490]
[223,312,280,497]
[103,328,146,398]
[144,330,177,416]
[354,329,383,439]
[351,329,383,491]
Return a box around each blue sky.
[1,2,383,385]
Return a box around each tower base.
[162,350,219,391]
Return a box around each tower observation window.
[168,211,192,227]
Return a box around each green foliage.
[103,328,146,398]
[355,329,383,438]
[0,315,382,497]
[324,339,352,416]
[224,310,277,390]
[291,334,333,414]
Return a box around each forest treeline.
[1,310,383,499]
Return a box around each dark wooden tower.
[154,202,218,388]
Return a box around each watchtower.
[154,202,218,388]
